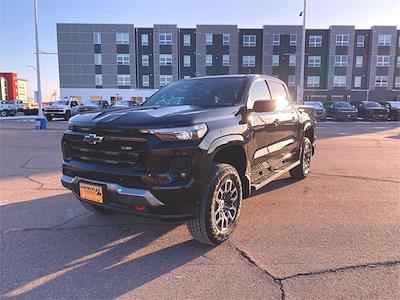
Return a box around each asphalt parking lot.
[0,120,399,299]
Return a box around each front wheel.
[186,163,242,246]
[46,115,52,121]
[290,137,312,180]
[64,111,71,121]
[1,110,9,117]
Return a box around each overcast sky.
[1,0,399,100]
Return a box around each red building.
[0,72,28,101]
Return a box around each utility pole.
[34,0,43,116]
[298,0,307,104]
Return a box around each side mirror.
[253,100,276,112]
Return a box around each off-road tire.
[290,137,312,180]
[186,163,242,246]
[79,201,114,215]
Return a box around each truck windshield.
[144,77,246,107]
[333,102,352,108]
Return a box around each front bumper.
[61,175,192,220]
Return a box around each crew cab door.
[246,79,296,171]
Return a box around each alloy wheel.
[214,178,239,232]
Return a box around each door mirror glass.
[253,100,276,112]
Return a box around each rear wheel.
[186,163,242,246]
[1,110,9,117]
[46,115,52,121]
[290,137,312,180]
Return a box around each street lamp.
[33,0,43,116]
[298,0,307,104]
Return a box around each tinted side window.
[268,81,288,101]
[247,80,271,109]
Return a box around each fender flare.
[207,134,245,155]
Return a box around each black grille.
[66,130,148,169]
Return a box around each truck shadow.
[1,194,212,298]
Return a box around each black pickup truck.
[61,75,316,245]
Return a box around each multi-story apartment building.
[57,23,400,103]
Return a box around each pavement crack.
[311,172,399,183]
[24,175,44,190]
[228,241,286,300]
[280,260,400,281]
[20,156,39,169]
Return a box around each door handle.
[274,119,280,126]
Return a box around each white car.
[43,100,80,121]
[0,101,17,117]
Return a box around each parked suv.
[378,101,400,121]
[350,101,388,121]
[324,101,358,121]
[79,100,109,113]
[61,75,316,245]
[304,101,327,121]
[43,100,80,121]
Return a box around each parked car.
[61,75,316,245]
[0,100,17,117]
[79,100,109,113]
[111,100,139,108]
[378,101,400,121]
[304,101,327,121]
[43,100,80,121]
[350,101,388,121]
[324,101,358,121]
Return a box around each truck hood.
[70,105,240,128]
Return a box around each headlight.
[142,123,208,141]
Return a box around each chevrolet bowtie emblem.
[84,134,104,145]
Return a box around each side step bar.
[251,161,300,191]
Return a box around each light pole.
[33,0,43,116]
[298,0,307,104]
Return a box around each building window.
[377,55,390,67]
[159,33,172,45]
[354,76,361,88]
[206,33,213,45]
[334,55,348,67]
[94,53,102,65]
[159,54,172,66]
[117,75,130,86]
[333,76,346,87]
[336,34,349,46]
[357,35,364,47]
[95,74,102,86]
[307,76,320,87]
[242,56,255,67]
[206,54,213,66]
[290,34,297,46]
[395,76,400,88]
[223,54,229,66]
[223,34,230,46]
[309,35,322,47]
[397,56,400,67]
[378,34,391,46]
[141,34,149,46]
[160,75,173,87]
[375,75,388,87]
[288,75,296,87]
[117,54,130,65]
[116,32,129,44]
[289,55,296,66]
[183,34,191,46]
[243,35,256,47]
[272,34,280,46]
[308,56,321,67]
[141,55,149,67]
[355,56,363,68]
[94,32,101,44]
[272,55,279,66]
[184,55,191,67]
[142,75,149,87]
